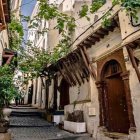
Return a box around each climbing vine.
[8,0,140,85]
[8,16,24,51]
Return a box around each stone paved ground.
[9,107,93,140]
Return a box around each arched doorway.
[59,79,70,110]
[101,60,130,133]
[28,84,33,104]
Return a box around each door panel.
[105,75,130,133]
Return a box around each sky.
[20,0,63,42]
[21,0,37,41]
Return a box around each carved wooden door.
[103,60,130,133]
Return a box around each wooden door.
[103,60,130,133]
[28,84,33,104]
[59,79,70,110]
[45,80,49,109]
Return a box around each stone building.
[28,0,140,139]
[0,0,10,66]
[25,1,48,107]
[0,0,22,66]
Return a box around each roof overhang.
[0,0,10,31]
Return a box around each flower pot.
[3,108,12,121]
[134,48,140,61]
[64,120,86,133]
[0,120,9,133]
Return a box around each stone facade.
[29,0,140,139]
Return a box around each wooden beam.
[80,43,91,48]
[87,36,100,42]
[100,28,110,33]
[62,61,77,85]
[135,39,140,45]
[67,58,82,85]
[82,46,97,80]
[91,33,104,39]
[73,52,86,83]
[79,48,94,78]
[84,40,93,45]
[69,54,84,83]
[57,63,73,86]
[126,46,140,82]
[75,51,90,80]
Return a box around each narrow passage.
[10,106,92,140]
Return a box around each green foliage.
[18,34,70,79]
[0,65,18,110]
[8,0,140,85]
[102,12,112,27]
[112,0,140,22]
[79,4,89,18]
[90,0,105,13]
[8,17,24,51]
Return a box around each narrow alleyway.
[9,106,93,140]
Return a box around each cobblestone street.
[9,107,93,140]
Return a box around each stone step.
[10,116,54,127]
[11,111,41,117]
[9,105,37,109]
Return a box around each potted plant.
[64,110,86,133]
[0,65,17,133]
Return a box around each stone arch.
[96,49,136,134]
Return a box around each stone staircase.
[10,106,52,128]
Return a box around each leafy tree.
[0,65,18,119]
[6,0,140,90]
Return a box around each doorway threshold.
[104,132,128,139]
